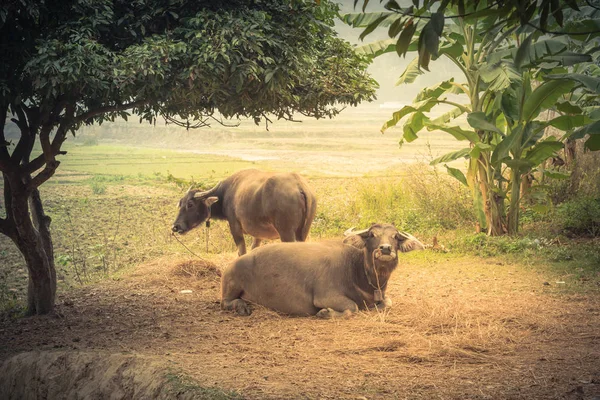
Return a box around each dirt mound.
[0,351,193,400]
[170,259,221,279]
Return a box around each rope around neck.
[205,219,210,253]
[364,251,385,292]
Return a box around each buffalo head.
[172,187,218,234]
[344,223,424,266]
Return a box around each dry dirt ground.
[1,254,599,399]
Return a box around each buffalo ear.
[355,229,371,238]
[204,196,218,207]
[395,231,425,253]
[343,234,367,250]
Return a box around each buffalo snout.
[172,224,183,234]
[379,244,392,255]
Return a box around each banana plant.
[343,3,600,235]
[546,62,600,152]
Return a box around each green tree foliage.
[345,1,600,236]
[0,0,378,315]
[348,0,589,70]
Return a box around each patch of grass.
[89,174,127,183]
[556,197,600,237]
[165,372,243,400]
[347,164,474,235]
[450,233,540,257]
[53,144,263,179]
[0,276,26,317]
[90,181,107,195]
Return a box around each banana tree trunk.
[477,159,506,236]
[507,168,522,235]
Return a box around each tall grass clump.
[350,164,474,234]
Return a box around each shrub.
[556,197,600,237]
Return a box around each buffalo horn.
[193,182,222,199]
[344,227,370,237]
[397,231,425,252]
[397,231,417,241]
[343,227,355,236]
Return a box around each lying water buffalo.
[220,223,424,318]
[172,169,317,256]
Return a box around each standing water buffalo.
[172,169,317,256]
[220,223,424,318]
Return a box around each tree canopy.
[346,0,596,71]
[0,0,378,315]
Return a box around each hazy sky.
[334,0,462,105]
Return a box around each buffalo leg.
[375,295,393,309]
[228,220,247,256]
[314,296,359,319]
[251,238,262,250]
[278,230,296,243]
[221,275,252,316]
[221,298,252,316]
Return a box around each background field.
[1,107,599,399]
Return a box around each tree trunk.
[564,138,576,168]
[25,252,56,315]
[478,162,505,236]
[520,173,533,203]
[507,169,522,235]
[4,174,57,315]
[485,192,506,236]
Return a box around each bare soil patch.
[1,254,599,399]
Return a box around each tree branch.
[163,113,211,129]
[25,103,76,191]
[10,104,35,164]
[208,115,241,128]
[50,103,75,153]
[27,160,60,192]
[38,124,55,167]
[24,100,141,174]
[23,100,147,175]
[72,99,147,126]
